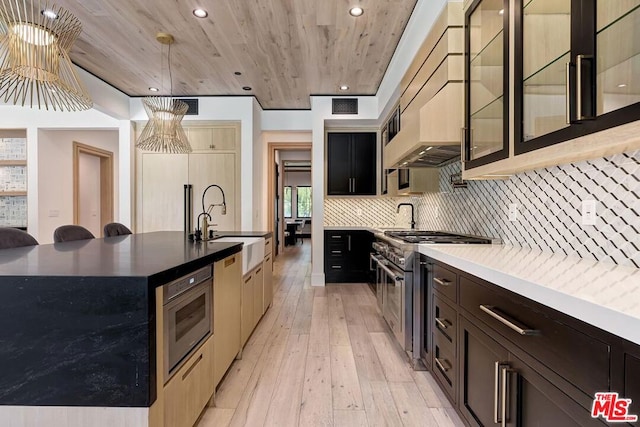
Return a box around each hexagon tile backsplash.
[324,149,639,268]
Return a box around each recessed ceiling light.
[41,9,58,19]
[242,86,252,91]
[618,83,627,88]
[498,9,504,15]
[149,87,159,92]
[349,7,364,17]
[234,71,242,76]
[340,85,349,91]
[193,8,208,18]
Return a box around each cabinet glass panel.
[522,0,571,141]
[469,0,505,160]
[596,1,640,115]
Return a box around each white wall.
[252,99,264,230]
[37,129,119,244]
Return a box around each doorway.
[73,142,114,237]
[267,143,312,256]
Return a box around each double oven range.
[370,230,495,367]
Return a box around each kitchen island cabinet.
[0,232,242,427]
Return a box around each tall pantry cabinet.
[135,122,240,233]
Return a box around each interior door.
[141,153,189,232]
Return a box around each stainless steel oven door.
[381,260,405,347]
[370,254,384,311]
[164,280,212,380]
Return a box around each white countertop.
[418,244,640,345]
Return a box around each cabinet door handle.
[479,305,538,336]
[501,366,512,427]
[348,235,351,251]
[494,362,509,424]
[460,127,466,164]
[182,353,203,380]
[433,277,451,287]
[576,54,594,121]
[565,61,571,124]
[435,317,449,330]
[353,177,356,192]
[434,357,449,373]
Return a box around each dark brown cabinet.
[324,230,373,283]
[422,257,640,426]
[459,316,601,427]
[327,132,376,196]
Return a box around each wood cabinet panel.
[241,272,254,346]
[140,154,189,232]
[187,125,237,152]
[213,254,242,388]
[263,253,273,312]
[164,337,214,427]
[327,133,376,196]
[253,265,264,323]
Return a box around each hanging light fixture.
[0,1,92,111]
[136,33,191,153]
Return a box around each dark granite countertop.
[0,231,243,408]
[0,231,242,287]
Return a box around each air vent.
[332,98,358,115]
[176,98,199,115]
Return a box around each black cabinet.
[464,0,510,169]
[459,317,601,427]
[324,230,373,283]
[327,132,376,196]
[515,0,640,154]
[421,258,640,426]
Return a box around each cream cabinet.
[136,122,240,234]
[163,336,214,427]
[253,265,264,325]
[187,125,237,152]
[213,253,242,388]
[241,269,255,346]
[263,237,273,313]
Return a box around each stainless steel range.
[370,230,496,365]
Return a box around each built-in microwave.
[163,265,212,381]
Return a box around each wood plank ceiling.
[35,0,418,109]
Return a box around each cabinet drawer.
[326,260,347,271]
[432,331,456,402]
[433,295,457,344]
[459,275,609,397]
[328,247,346,258]
[264,236,273,255]
[432,263,457,302]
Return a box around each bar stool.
[0,227,38,249]
[103,222,132,237]
[53,225,95,243]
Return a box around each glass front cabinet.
[464,0,640,173]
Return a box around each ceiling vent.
[176,98,199,115]
[332,98,358,115]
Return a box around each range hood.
[384,83,462,169]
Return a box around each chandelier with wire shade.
[0,1,92,111]
[136,33,191,153]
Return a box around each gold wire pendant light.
[136,33,191,153]
[0,0,92,111]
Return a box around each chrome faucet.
[397,202,416,230]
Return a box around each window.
[296,186,312,218]
[283,186,292,218]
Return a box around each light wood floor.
[198,241,464,427]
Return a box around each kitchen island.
[0,231,243,425]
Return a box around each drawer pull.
[182,354,203,380]
[435,357,450,373]
[331,250,342,254]
[479,305,538,336]
[331,235,342,239]
[434,277,451,286]
[332,265,342,269]
[435,317,449,330]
